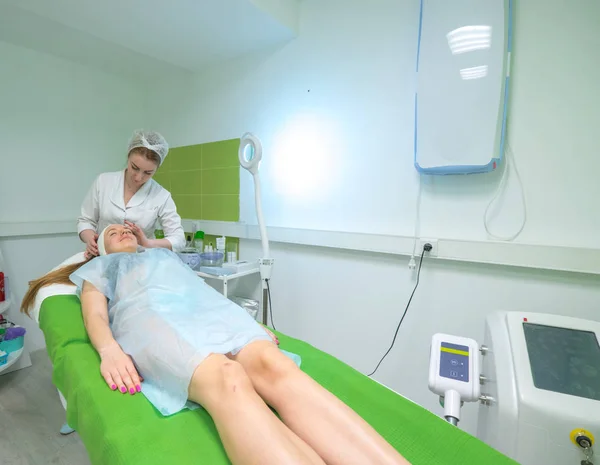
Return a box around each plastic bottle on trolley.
[0,249,11,314]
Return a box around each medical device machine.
[429,311,600,465]
[428,333,481,426]
[238,133,274,325]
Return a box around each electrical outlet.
[420,238,438,257]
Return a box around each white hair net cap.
[128,130,169,165]
[97,226,109,256]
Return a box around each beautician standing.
[78,130,185,258]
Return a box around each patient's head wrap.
[128,130,169,165]
[97,226,109,256]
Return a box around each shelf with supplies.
[0,316,26,375]
[0,348,24,375]
[196,261,260,299]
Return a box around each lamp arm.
[253,171,273,326]
[239,132,274,325]
[253,172,270,259]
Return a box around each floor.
[0,349,91,465]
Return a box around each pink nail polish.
[120,386,127,393]
[136,385,141,392]
[111,384,117,390]
[129,387,135,395]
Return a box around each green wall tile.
[201,167,239,195]
[172,194,202,219]
[168,139,240,222]
[155,159,170,178]
[202,139,240,169]
[153,171,171,191]
[201,195,239,221]
[170,170,202,195]
[170,145,202,171]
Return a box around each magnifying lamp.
[239,133,273,325]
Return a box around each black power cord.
[266,279,276,331]
[368,243,431,377]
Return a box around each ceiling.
[0,0,299,78]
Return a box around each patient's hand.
[261,325,279,346]
[99,344,143,395]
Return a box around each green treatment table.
[40,295,517,465]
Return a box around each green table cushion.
[40,295,516,465]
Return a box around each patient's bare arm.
[81,281,142,395]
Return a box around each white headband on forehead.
[97,226,109,256]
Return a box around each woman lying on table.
[21,224,410,465]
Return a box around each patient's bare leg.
[233,341,411,465]
[188,354,325,465]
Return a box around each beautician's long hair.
[20,258,92,316]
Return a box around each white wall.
[0,40,147,223]
[144,0,600,437]
[0,40,150,352]
[148,0,418,234]
[149,0,600,250]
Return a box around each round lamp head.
[239,133,263,174]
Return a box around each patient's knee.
[219,360,252,395]
[190,356,253,405]
[253,348,298,386]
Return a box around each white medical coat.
[77,170,186,252]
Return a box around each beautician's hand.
[98,343,142,395]
[261,325,280,346]
[124,221,149,247]
[81,230,99,259]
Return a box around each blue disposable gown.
[70,248,272,416]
